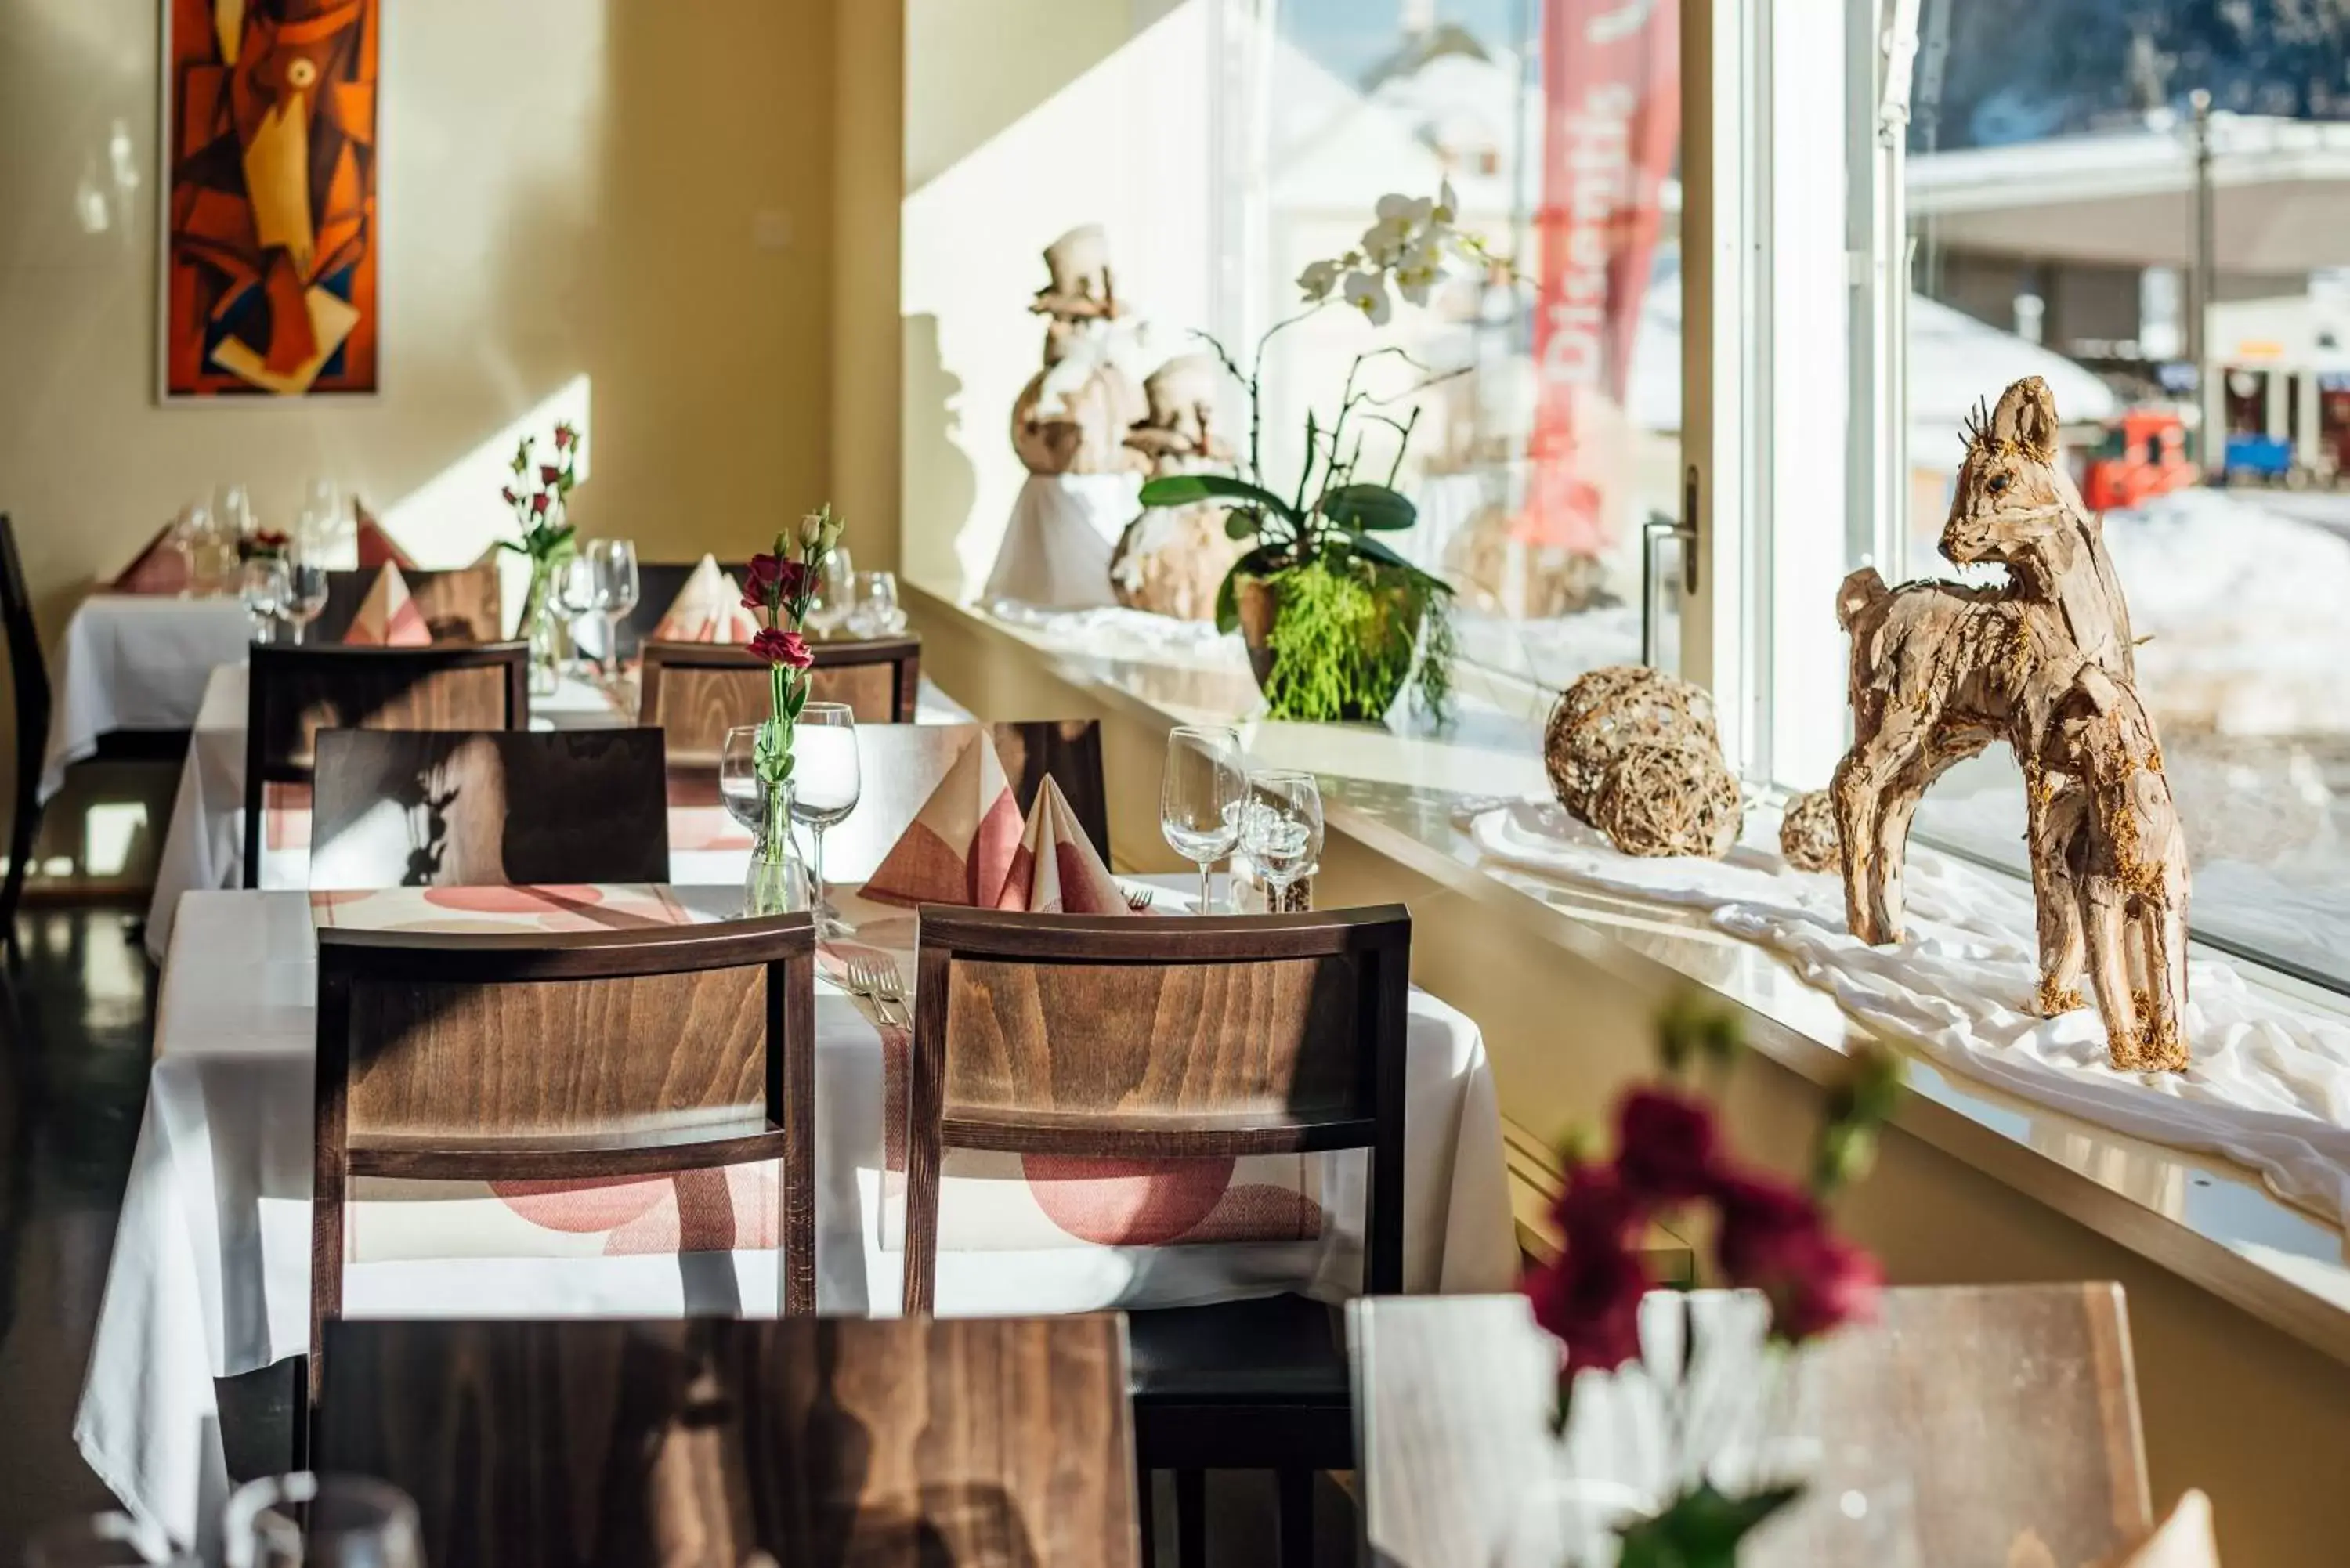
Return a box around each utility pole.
[2189,88,2216,432]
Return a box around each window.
[1251,0,1682,695]
[1871,0,2350,991]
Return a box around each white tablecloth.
[76,879,1514,1543]
[39,596,252,800]
[139,663,974,959]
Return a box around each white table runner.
[76,878,1515,1544]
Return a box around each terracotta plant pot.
[1234,567,1426,723]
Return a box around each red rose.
[1712,1172,1820,1282]
[1712,1172,1880,1342]
[1613,1086,1719,1203]
[740,584,768,612]
[530,493,551,517]
[501,486,518,506]
[1552,1159,1640,1246]
[775,558,810,602]
[1524,1227,1649,1378]
[553,423,577,450]
[748,627,813,670]
[539,464,562,486]
[744,553,783,589]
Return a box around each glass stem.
[812,825,827,921]
[1198,860,1214,915]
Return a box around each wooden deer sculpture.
[1832,376,2191,1071]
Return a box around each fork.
[837,953,889,1023]
[865,958,913,1029]
[1123,885,1155,912]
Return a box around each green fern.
[1261,558,1430,723]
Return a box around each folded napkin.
[353,500,418,569]
[649,553,761,642]
[109,523,190,594]
[345,563,430,646]
[2095,1493,2219,1568]
[1000,776,1128,913]
[862,732,1025,908]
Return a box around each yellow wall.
[1,0,867,826]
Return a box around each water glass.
[583,537,641,671]
[554,553,602,672]
[213,482,254,540]
[224,1474,422,1568]
[281,562,330,645]
[808,547,855,634]
[790,703,861,934]
[845,569,905,638]
[1240,770,1323,907]
[719,725,768,832]
[295,479,346,565]
[1160,726,1246,913]
[240,557,289,643]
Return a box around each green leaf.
[1224,508,1261,541]
[1322,482,1416,532]
[1139,473,1300,522]
[1616,1483,1805,1568]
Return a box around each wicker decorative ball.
[1590,741,1744,859]
[1778,788,1841,873]
[1545,665,1722,825]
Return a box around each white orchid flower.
[1434,179,1459,225]
[1297,258,1342,302]
[1360,215,1414,266]
[1342,270,1394,326]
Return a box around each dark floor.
[0,905,1351,1566]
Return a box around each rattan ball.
[1545,665,1721,824]
[1778,788,1840,873]
[1590,740,1744,859]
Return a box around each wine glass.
[281,561,330,645]
[1160,726,1246,913]
[224,1474,422,1568]
[790,703,861,935]
[295,479,342,564]
[846,570,904,638]
[583,538,641,674]
[719,724,768,833]
[1240,770,1323,909]
[808,546,855,635]
[166,504,208,598]
[24,1512,181,1568]
[554,553,602,674]
[239,557,288,643]
[213,482,254,540]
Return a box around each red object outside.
[1513,0,1679,553]
[2081,409,2200,512]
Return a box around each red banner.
[1515,0,1679,552]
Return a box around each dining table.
[74,875,1515,1547]
[38,593,255,801]
[138,659,973,959]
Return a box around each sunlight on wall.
[901,1,1220,600]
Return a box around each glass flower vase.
[520,557,562,698]
[744,777,808,917]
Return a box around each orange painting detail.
[164,0,378,399]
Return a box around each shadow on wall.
[901,313,978,595]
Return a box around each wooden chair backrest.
[902,905,1412,1313]
[244,642,528,887]
[315,562,504,643]
[311,916,821,1397]
[1,517,50,935]
[638,635,920,766]
[310,728,670,888]
[316,1314,1141,1568]
[1350,1284,2153,1568]
[815,721,1109,886]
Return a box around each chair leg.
[291,1354,311,1472]
[1173,1469,1206,1568]
[1277,1469,1314,1568]
[2,787,38,964]
[1135,1465,1156,1566]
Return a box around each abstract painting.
[161,0,379,399]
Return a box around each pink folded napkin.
[1000,776,1129,914]
[861,733,1025,908]
[352,501,418,569]
[649,554,761,642]
[345,563,430,646]
[109,524,190,594]
[2095,1493,2219,1568]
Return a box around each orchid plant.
[1523,999,1902,1567]
[1140,183,1494,723]
[738,505,844,910]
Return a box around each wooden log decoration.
[1778,788,1839,873]
[1831,375,2191,1072]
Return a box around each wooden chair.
[902,905,1414,1568]
[313,562,504,644]
[314,1315,1141,1568]
[243,641,528,887]
[814,721,1109,885]
[1350,1285,2153,1568]
[638,634,921,766]
[311,728,671,888]
[309,916,820,1423]
[0,517,47,956]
